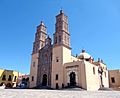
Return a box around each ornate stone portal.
[66,65,79,87]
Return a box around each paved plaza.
[0,89,120,98]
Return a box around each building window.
[111,77,115,83]
[104,72,106,78]
[93,67,95,74]
[32,76,34,81]
[85,59,89,61]
[56,74,58,80]
[14,76,17,82]
[55,37,57,44]
[51,53,52,61]
[64,35,66,43]
[68,38,70,45]
[59,36,61,43]
[33,62,35,67]
[2,75,6,80]
[56,57,59,62]
[8,75,12,81]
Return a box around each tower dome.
[78,49,92,60]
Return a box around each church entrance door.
[69,72,76,86]
[42,74,47,86]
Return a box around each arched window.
[33,62,35,67]
[32,76,34,81]
[59,35,61,43]
[55,37,57,44]
[2,75,6,80]
[8,75,12,81]
[56,57,59,62]
[104,72,106,78]
[93,67,95,74]
[56,74,58,80]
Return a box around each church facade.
[30,10,109,90]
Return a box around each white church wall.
[62,46,72,63]
[80,61,87,89]
[84,60,100,91]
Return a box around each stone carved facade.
[30,10,109,90]
[37,37,52,87]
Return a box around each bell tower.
[32,21,47,54]
[51,10,71,89]
[30,21,47,88]
[53,10,70,49]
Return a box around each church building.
[30,10,109,90]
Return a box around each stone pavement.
[0,89,120,98]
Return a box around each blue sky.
[0,0,120,74]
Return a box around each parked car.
[16,83,27,89]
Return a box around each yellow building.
[0,69,19,88]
